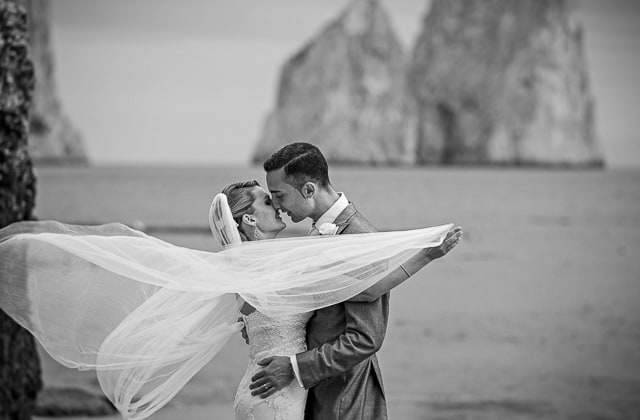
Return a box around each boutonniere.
[317,222,339,236]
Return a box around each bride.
[218,180,310,419]
[0,181,460,420]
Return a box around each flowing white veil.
[0,193,453,419]
[209,193,242,248]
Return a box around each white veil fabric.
[0,195,453,419]
[209,193,242,248]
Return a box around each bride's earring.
[243,214,259,241]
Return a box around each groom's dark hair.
[263,142,331,189]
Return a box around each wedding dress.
[234,311,310,419]
[0,193,453,420]
[217,194,310,419]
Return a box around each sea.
[34,165,640,420]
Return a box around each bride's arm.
[235,294,255,345]
[348,226,462,302]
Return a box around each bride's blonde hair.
[221,180,260,242]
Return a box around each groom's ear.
[301,182,316,199]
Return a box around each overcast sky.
[50,0,640,167]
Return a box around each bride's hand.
[237,317,249,345]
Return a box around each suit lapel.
[333,203,357,235]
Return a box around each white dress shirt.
[307,192,349,236]
[290,192,349,387]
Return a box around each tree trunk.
[0,1,42,419]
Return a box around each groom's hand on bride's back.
[249,356,294,398]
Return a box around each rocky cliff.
[16,0,88,165]
[252,0,414,165]
[409,0,603,166]
[255,0,603,167]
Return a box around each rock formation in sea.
[409,0,603,166]
[252,0,414,165]
[15,0,88,165]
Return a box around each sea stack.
[19,0,88,165]
[409,0,603,166]
[253,0,414,165]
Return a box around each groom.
[249,142,455,419]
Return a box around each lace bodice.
[245,311,310,361]
[234,310,311,419]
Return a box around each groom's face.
[266,168,313,223]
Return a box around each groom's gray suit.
[298,203,389,420]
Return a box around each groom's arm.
[248,298,389,397]
[349,226,462,302]
[347,254,430,303]
[294,295,389,389]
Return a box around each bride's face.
[250,187,286,237]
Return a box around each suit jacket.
[298,203,389,420]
